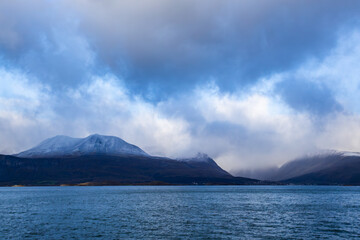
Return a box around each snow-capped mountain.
[15,134,149,158]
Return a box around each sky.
[1,0,360,172]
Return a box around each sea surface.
[0,186,359,239]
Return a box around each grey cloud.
[1,0,360,98]
[72,0,360,97]
[275,77,342,115]
[2,1,360,172]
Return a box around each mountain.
[0,134,261,186]
[16,134,149,158]
[235,151,360,185]
[281,152,360,185]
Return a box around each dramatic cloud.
[1,1,360,172]
[70,0,360,96]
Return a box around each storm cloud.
[1,0,360,172]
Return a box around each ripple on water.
[0,186,359,239]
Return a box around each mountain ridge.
[0,153,261,186]
[0,134,265,186]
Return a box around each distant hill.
[0,134,260,186]
[235,152,360,185]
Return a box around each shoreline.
[3,183,359,187]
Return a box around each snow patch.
[177,152,212,162]
[341,151,360,157]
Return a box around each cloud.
[0,0,95,89]
[69,0,360,95]
[65,75,193,157]
[181,83,316,170]
[1,1,360,173]
[0,67,53,153]
[275,77,342,115]
[0,70,192,158]
[300,30,360,114]
[1,0,360,97]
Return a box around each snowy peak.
[74,134,148,156]
[340,151,360,157]
[178,152,214,163]
[15,134,149,158]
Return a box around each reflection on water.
[0,186,359,239]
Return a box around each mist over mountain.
[235,151,360,185]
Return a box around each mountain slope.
[16,134,148,158]
[236,152,360,185]
[270,152,345,181]
[233,151,360,185]
[0,154,259,186]
[283,155,360,185]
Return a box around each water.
[0,186,359,239]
